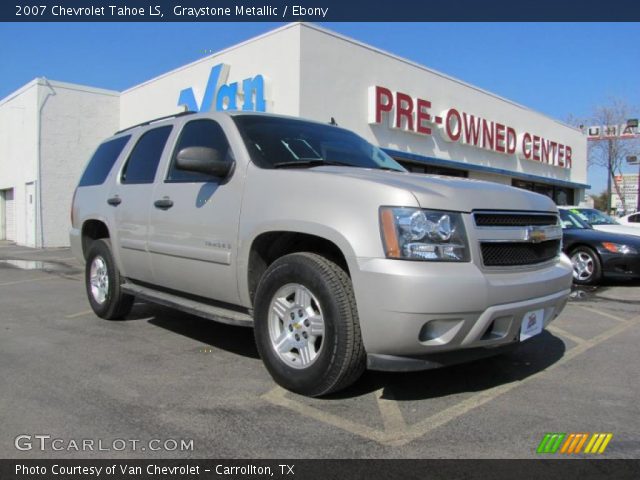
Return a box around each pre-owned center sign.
[368,86,573,169]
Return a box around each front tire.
[253,253,366,397]
[570,246,602,285]
[85,239,134,319]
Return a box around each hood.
[309,166,557,213]
[592,224,640,238]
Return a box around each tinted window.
[167,119,230,182]
[121,126,172,184]
[233,115,405,172]
[78,136,130,187]
[559,209,590,229]
[629,214,640,223]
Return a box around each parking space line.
[263,312,640,447]
[391,313,640,446]
[546,325,586,345]
[375,388,407,435]
[574,304,631,323]
[0,276,55,287]
[65,309,94,319]
[262,386,387,443]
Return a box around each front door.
[147,118,243,304]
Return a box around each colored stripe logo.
[537,433,613,454]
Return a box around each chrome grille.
[473,211,561,267]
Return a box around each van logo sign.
[178,63,266,113]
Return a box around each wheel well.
[248,232,349,305]
[81,220,110,259]
[568,243,598,255]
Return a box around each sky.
[1,22,639,193]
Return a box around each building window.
[511,180,574,206]
[396,159,468,178]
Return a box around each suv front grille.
[480,240,561,267]
[474,213,558,227]
[473,211,561,267]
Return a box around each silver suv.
[70,111,573,396]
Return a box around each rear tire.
[570,246,602,285]
[253,253,366,397]
[85,239,134,319]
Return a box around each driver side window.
[167,119,230,182]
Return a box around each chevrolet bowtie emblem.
[526,226,547,243]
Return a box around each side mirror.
[175,146,232,178]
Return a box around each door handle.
[154,198,174,210]
[107,196,121,206]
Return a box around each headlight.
[602,242,638,255]
[380,207,470,261]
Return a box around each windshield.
[572,208,620,225]
[559,209,592,230]
[234,115,406,172]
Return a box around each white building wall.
[297,24,587,187]
[0,81,39,246]
[40,81,120,247]
[119,24,302,129]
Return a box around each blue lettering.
[216,82,238,111]
[178,64,266,113]
[242,75,266,111]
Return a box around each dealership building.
[0,22,588,247]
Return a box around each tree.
[592,191,610,212]
[584,99,639,213]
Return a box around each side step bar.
[121,283,253,327]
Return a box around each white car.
[559,207,640,237]
[619,212,640,227]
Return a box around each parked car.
[559,209,640,284]
[619,212,640,227]
[559,207,640,237]
[70,111,573,396]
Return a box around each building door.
[3,189,16,242]
[25,182,36,247]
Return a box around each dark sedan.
[560,209,640,284]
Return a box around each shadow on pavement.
[142,304,260,359]
[329,331,566,401]
[126,301,567,401]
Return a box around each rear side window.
[121,126,173,184]
[78,136,130,187]
[166,119,230,182]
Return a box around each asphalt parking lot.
[1,241,639,459]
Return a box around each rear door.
[147,118,243,304]
[108,125,173,283]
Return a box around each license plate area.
[520,308,544,341]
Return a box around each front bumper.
[351,255,573,360]
[601,251,640,280]
[367,342,521,372]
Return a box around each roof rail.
[115,111,196,135]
